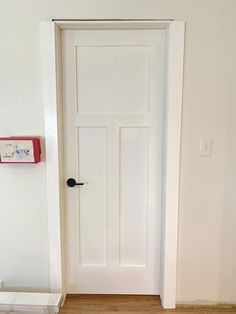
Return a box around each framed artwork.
[0,137,41,164]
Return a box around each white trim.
[160,21,185,308]
[54,19,171,29]
[0,292,63,314]
[41,20,185,309]
[41,22,65,295]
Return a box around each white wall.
[0,1,49,290]
[0,0,236,303]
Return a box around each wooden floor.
[60,295,236,313]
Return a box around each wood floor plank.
[59,295,236,313]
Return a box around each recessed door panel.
[120,127,149,267]
[76,46,150,113]
[78,127,107,266]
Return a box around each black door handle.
[67,178,84,187]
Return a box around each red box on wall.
[0,137,41,164]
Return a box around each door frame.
[41,19,185,309]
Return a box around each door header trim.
[53,19,174,30]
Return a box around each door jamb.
[41,19,185,309]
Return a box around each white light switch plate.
[200,139,213,157]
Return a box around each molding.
[54,19,172,29]
[160,20,185,308]
[41,19,185,309]
[0,292,63,313]
[41,22,65,294]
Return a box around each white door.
[62,28,166,295]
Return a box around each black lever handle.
[67,178,84,187]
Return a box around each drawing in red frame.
[0,137,41,164]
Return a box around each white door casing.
[41,20,185,308]
[62,29,166,294]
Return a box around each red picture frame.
[0,137,41,164]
